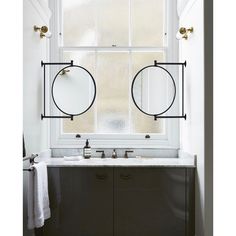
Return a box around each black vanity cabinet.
[114,168,195,236]
[38,167,114,236]
[59,167,114,236]
[38,167,194,236]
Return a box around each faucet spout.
[112,149,117,158]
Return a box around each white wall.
[23,0,51,235]
[177,0,190,16]
[23,0,50,156]
[179,0,213,235]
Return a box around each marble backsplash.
[51,148,179,158]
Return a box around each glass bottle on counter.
[83,139,91,159]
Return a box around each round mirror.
[131,65,176,116]
[52,65,96,116]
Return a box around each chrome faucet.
[112,149,117,158]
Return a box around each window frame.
[49,0,179,149]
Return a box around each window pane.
[131,52,165,133]
[61,51,165,134]
[62,51,96,133]
[63,0,96,46]
[97,52,129,133]
[131,0,165,46]
[62,0,129,46]
[97,0,129,46]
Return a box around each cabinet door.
[114,168,187,236]
[40,167,113,236]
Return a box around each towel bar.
[23,167,34,172]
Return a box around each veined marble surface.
[51,148,178,158]
[36,156,195,168]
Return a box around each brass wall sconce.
[34,25,52,38]
[60,69,70,75]
[176,27,194,40]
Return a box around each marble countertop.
[37,156,195,168]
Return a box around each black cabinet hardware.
[120,174,131,180]
[96,174,107,180]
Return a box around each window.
[50,0,179,148]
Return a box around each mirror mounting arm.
[41,114,73,120]
[154,115,187,121]
[131,60,187,121]
[40,60,74,120]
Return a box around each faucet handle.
[96,150,105,158]
[124,150,134,158]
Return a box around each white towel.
[63,155,83,161]
[28,162,51,229]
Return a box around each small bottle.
[83,139,91,159]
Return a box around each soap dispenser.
[83,139,91,159]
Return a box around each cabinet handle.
[120,174,131,180]
[96,174,107,180]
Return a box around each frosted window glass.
[131,52,165,133]
[131,0,165,46]
[60,0,171,136]
[63,51,96,133]
[62,0,129,46]
[62,52,165,134]
[63,0,96,46]
[131,102,164,133]
[97,52,129,133]
[97,0,129,46]
[63,109,95,133]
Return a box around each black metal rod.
[182,64,185,116]
[41,61,75,120]
[43,64,46,116]
[41,61,73,66]
[23,168,34,172]
[154,60,186,66]
[41,114,73,120]
[154,115,187,120]
[23,154,38,162]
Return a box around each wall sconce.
[176,27,194,40]
[34,25,52,38]
[60,69,70,75]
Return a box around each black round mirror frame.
[131,64,177,117]
[51,65,96,117]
